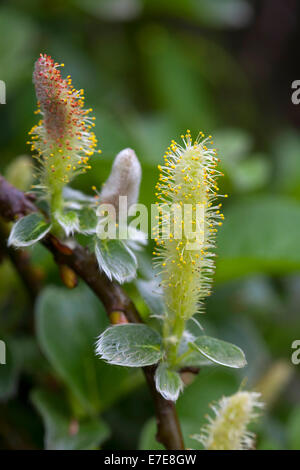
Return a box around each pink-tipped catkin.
[29,54,101,197]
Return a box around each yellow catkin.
[193,391,263,450]
[153,131,225,357]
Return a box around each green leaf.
[190,336,246,369]
[78,208,98,234]
[176,328,214,368]
[176,331,214,368]
[31,389,110,450]
[56,211,80,236]
[154,363,183,402]
[96,324,163,367]
[8,213,51,247]
[217,196,300,281]
[36,285,141,414]
[177,350,214,368]
[95,239,137,284]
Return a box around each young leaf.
[8,213,51,247]
[177,350,214,368]
[77,208,98,234]
[56,211,80,236]
[154,362,183,402]
[95,239,137,284]
[190,336,247,369]
[96,324,163,367]
[175,330,213,368]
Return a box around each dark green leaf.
[36,285,141,414]
[31,389,109,450]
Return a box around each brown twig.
[0,221,41,301]
[0,174,184,450]
[0,175,37,220]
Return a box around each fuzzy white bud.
[100,148,142,211]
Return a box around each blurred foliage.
[0,0,299,450]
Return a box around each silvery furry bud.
[100,148,141,212]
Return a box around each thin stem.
[174,348,193,367]
[50,187,63,237]
[164,314,186,366]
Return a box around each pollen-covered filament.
[28,54,101,225]
[153,131,225,363]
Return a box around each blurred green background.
[0,0,300,450]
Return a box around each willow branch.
[0,174,184,450]
[0,221,41,301]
